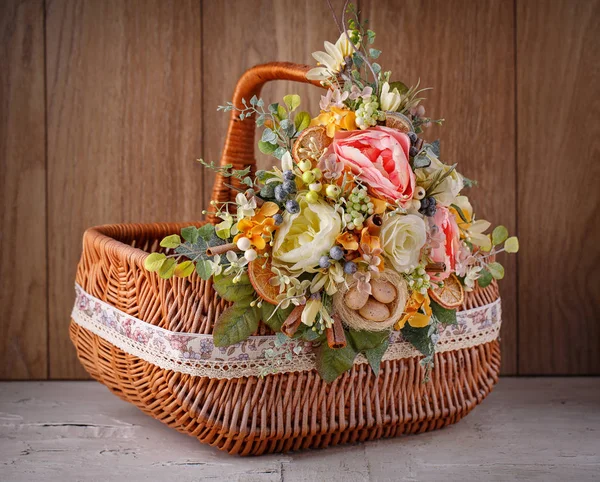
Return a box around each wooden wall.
[1,0,598,379]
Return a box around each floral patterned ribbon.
[71,284,502,379]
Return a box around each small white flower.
[223,250,248,275]
[306,31,358,81]
[349,85,373,101]
[281,151,293,172]
[464,266,483,291]
[207,255,223,276]
[235,193,257,220]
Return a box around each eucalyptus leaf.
[195,260,214,280]
[160,234,181,249]
[478,268,493,288]
[213,304,259,347]
[158,258,176,279]
[505,236,520,253]
[280,119,295,138]
[261,128,277,144]
[144,252,166,272]
[258,140,278,155]
[283,94,301,112]
[181,226,199,244]
[273,147,287,160]
[174,260,195,278]
[294,111,311,132]
[429,139,441,157]
[492,225,509,246]
[315,343,358,383]
[197,224,215,241]
[487,262,505,280]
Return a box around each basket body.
[70,222,501,456]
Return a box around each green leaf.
[213,303,259,347]
[492,225,509,246]
[160,234,181,249]
[430,301,457,325]
[181,226,199,244]
[195,260,213,280]
[429,139,441,157]
[277,105,287,120]
[450,203,469,224]
[369,48,381,59]
[280,119,295,138]
[364,338,389,377]
[273,147,287,160]
[212,273,255,302]
[505,236,519,253]
[367,29,376,44]
[261,128,277,144]
[283,94,301,112]
[144,252,166,272]
[260,303,293,332]
[174,260,195,278]
[401,324,434,357]
[197,224,215,241]
[487,262,505,280]
[315,343,358,383]
[347,329,389,352]
[258,140,278,155]
[478,268,493,288]
[158,258,176,279]
[389,81,408,95]
[294,111,311,132]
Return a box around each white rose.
[272,195,342,273]
[380,214,427,273]
[416,155,464,206]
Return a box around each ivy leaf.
[160,234,181,249]
[347,329,389,352]
[213,304,259,347]
[492,225,509,246]
[197,224,215,241]
[273,147,287,160]
[212,273,255,302]
[283,94,301,112]
[366,29,376,44]
[505,236,519,253]
[280,119,295,138]
[364,338,389,376]
[268,103,279,114]
[315,343,358,383]
[430,301,457,325]
[181,226,199,244]
[352,52,364,69]
[369,48,381,59]
[260,303,293,332]
[478,268,493,288]
[487,262,505,280]
[261,128,278,144]
[401,324,434,358]
[372,63,381,75]
[158,258,176,279]
[258,140,278,155]
[294,111,311,133]
[195,260,214,280]
[144,252,166,272]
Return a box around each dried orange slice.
[292,125,331,164]
[428,273,464,309]
[248,260,280,305]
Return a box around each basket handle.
[210,62,323,210]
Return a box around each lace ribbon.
[71,284,501,379]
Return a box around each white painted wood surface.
[1,378,599,481]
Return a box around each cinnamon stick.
[365,214,383,236]
[206,243,239,257]
[425,262,446,273]
[281,305,304,338]
[326,314,347,349]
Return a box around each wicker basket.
[70,63,502,456]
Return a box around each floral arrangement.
[144,5,518,382]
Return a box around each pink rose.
[330,126,415,206]
[428,206,460,281]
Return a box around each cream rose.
[272,195,342,273]
[380,213,427,273]
[416,155,464,206]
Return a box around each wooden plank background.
[0,0,598,379]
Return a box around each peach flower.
[330,126,415,206]
[428,206,460,281]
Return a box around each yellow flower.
[311,107,357,137]
[395,291,432,330]
[233,201,279,251]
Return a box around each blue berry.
[285,199,300,214]
[330,246,344,261]
[343,261,357,274]
[283,180,297,194]
[408,132,418,144]
[409,146,419,157]
[419,197,437,217]
[283,170,295,181]
[319,256,331,269]
[273,213,283,225]
[274,184,287,202]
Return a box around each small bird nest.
[333,269,409,332]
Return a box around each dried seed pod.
[384,112,414,133]
[370,279,397,304]
[358,298,391,322]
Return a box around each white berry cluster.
[355,95,386,129]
